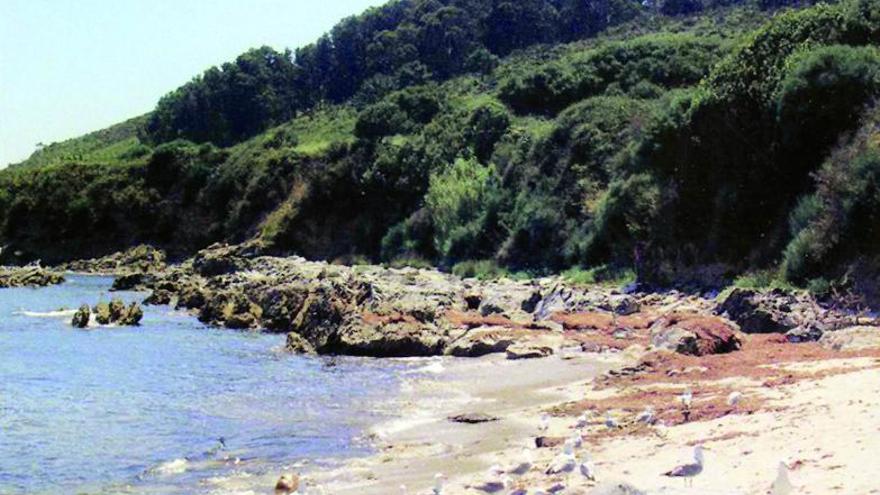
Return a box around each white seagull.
[575,411,590,429]
[509,447,534,476]
[663,445,705,487]
[579,454,599,483]
[545,450,576,475]
[636,406,656,424]
[680,389,693,408]
[538,413,551,434]
[727,391,743,408]
[433,473,447,495]
[771,461,793,495]
[605,411,619,429]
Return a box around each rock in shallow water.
[71,305,91,328]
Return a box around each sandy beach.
[293,340,880,495]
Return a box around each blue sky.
[0,0,385,167]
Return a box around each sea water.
[0,275,408,494]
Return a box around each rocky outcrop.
[71,305,91,328]
[819,326,880,351]
[59,245,166,274]
[0,266,65,288]
[715,288,801,333]
[506,342,554,360]
[71,299,143,327]
[650,314,742,356]
[284,332,316,354]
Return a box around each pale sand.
[215,351,880,494]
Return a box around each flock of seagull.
[279,388,794,494]
[417,388,794,495]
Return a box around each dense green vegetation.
[6,0,880,300]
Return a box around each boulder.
[445,326,517,357]
[285,332,316,354]
[108,298,126,321]
[71,305,91,328]
[94,302,113,325]
[786,321,826,343]
[192,244,249,276]
[650,314,742,356]
[819,326,880,351]
[331,320,447,357]
[715,288,798,333]
[119,303,144,326]
[448,412,499,424]
[144,289,174,306]
[274,473,300,494]
[110,273,152,291]
[506,343,553,360]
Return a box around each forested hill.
[4,0,880,298]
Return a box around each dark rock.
[478,296,506,317]
[464,292,482,311]
[111,273,152,291]
[71,305,90,328]
[119,303,144,326]
[521,290,542,313]
[331,320,447,357]
[535,436,565,448]
[192,244,249,276]
[144,289,173,306]
[274,474,299,494]
[448,412,499,424]
[284,332,316,354]
[715,288,797,333]
[108,298,126,321]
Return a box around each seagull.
[680,389,693,408]
[509,447,533,475]
[474,465,506,493]
[575,411,590,429]
[545,451,576,475]
[727,391,743,408]
[771,461,793,495]
[605,411,619,429]
[579,454,598,483]
[538,413,550,434]
[636,406,656,425]
[568,433,583,449]
[663,445,705,487]
[433,473,447,495]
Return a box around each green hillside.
[3,0,880,298]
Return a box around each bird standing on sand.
[575,411,590,429]
[637,406,656,425]
[509,447,534,476]
[433,473,447,494]
[579,453,598,483]
[605,411,619,429]
[727,391,743,408]
[663,445,704,487]
[771,461,793,495]
[474,465,506,492]
[538,413,550,434]
[680,389,693,408]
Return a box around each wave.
[15,309,77,318]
